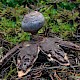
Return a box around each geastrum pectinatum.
[16,11,80,78]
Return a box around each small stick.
[49,74,54,80]
[54,71,62,80]
[0,43,23,66]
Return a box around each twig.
[54,71,62,80]
[49,74,54,80]
[0,43,23,66]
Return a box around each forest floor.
[0,0,80,80]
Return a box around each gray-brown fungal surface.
[22,11,45,34]
[40,37,70,66]
[17,42,40,78]
[17,37,70,78]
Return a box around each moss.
[0,1,79,44]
